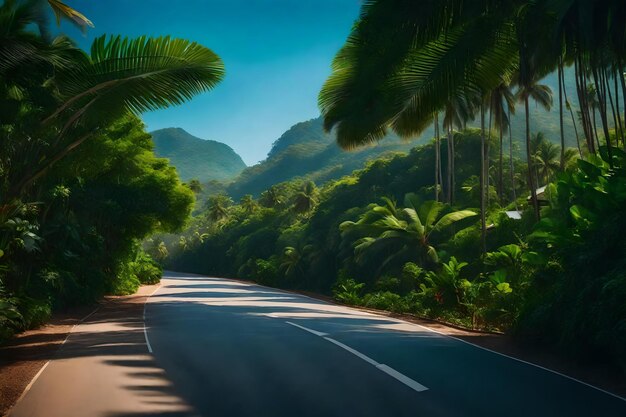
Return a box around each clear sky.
[58,0,361,165]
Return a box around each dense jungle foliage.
[162,0,626,376]
[0,0,223,340]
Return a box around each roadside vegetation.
[161,0,626,376]
[0,0,223,340]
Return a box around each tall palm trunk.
[614,68,624,146]
[575,58,595,153]
[605,69,620,148]
[498,127,504,202]
[592,67,613,163]
[508,106,517,210]
[480,105,487,253]
[562,71,583,158]
[451,128,456,203]
[486,108,492,206]
[558,59,565,170]
[525,97,540,220]
[446,128,453,203]
[434,113,440,202]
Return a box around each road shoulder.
[0,284,158,417]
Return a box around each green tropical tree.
[318,0,518,148]
[340,194,477,271]
[259,186,283,209]
[240,194,258,214]
[206,194,232,222]
[292,181,318,214]
[186,179,202,194]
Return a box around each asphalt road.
[9,271,626,417]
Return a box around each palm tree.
[240,195,258,214]
[487,81,516,202]
[186,179,202,194]
[340,194,477,271]
[585,83,601,150]
[318,1,518,150]
[516,79,553,220]
[530,133,559,186]
[280,245,314,278]
[292,181,318,214]
[259,186,283,209]
[206,195,232,222]
[442,95,476,204]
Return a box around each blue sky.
[58,0,361,164]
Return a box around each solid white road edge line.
[9,303,101,414]
[408,322,626,402]
[143,284,162,354]
[286,321,329,337]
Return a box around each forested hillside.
[151,128,246,182]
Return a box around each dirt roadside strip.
[1,278,624,417]
[0,284,159,417]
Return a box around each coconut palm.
[340,194,477,271]
[318,0,519,150]
[487,81,516,202]
[516,79,553,220]
[240,195,258,214]
[206,195,232,223]
[442,94,477,203]
[259,186,283,209]
[292,181,318,214]
[530,133,560,186]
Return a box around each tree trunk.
[508,106,517,210]
[525,97,540,221]
[446,128,453,203]
[480,105,487,253]
[592,66,613,163]
[558,59,565,170]
[434,114,440,202]
[563,69,583,158]
[499,128,504,202]
[614,68,624,146]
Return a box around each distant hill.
[150,128,246,182]
[226,118,419,198]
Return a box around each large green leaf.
[432,209,477,233]
[49,35,225,128]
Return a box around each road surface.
[9,271,626,417]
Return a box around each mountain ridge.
[150,128,246,182]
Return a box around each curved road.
[9,272,626,417]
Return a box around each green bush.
[332,273,364,305]
[130,252,163,285]
[362,291,407,313]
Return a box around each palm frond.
[48,35,225,128]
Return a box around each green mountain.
[150,128,246,182]
[226,118,420,198]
